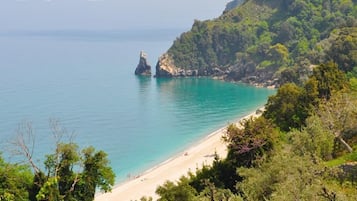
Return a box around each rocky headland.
[134,51,151,76]
[153,0,357,88]
[154,54,278,88]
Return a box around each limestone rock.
[155,53,181,77]
[155,53,228,78]
[135,51,151,76]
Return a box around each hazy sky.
[0,0,229,31]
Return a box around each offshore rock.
[135,51,151,76]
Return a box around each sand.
[95,109,261,201]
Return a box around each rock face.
[134,51,151,76]
[155,54,226,78]
[155,53,278,87]
[155,54,184,77]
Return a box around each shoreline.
[95,108,263,201]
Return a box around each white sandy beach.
[95,109,262,201]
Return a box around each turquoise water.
[0,30,275,182]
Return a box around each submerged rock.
[135,51,151,76]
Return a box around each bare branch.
[319,93,357,153]
[11,121,40,173]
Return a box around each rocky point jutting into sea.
[154,52,279,88]
[152,0,356,88]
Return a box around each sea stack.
[155,53,178,78]
[134,51,151,76]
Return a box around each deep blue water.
[0,30,275,182]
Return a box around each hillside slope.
[155,0,357,87]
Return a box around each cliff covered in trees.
[156,0,357,87]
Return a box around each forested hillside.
[157,0,357,87]
[149,57,357,201]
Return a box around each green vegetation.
[0,123,115,201]
[0,154,32,201]
[150,59,357,200]
[148,0,357,195]
[166,0,357,85]
[150,0,357,199]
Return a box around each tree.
[289,115,335,160]
[264,83,310,131]
[310,62,347,100]
[156,177,198,201]
[318,93,357,153]
[36,143,115,201]
[12,121,115,201]
[189,157,240,194]
[238,152,327,201]
[0,154,32,201]
[225,117,279,167]
[327,27,357,72]
[197,181,243,201]
[75,147,115,201]
[268,43,290,65]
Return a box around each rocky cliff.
[155,54,180,77]
[135,51,151,76]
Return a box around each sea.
[0,29,275,183]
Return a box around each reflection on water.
[135,75,152,91]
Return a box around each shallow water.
[0,30,275,182]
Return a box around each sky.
[0,0,229,31]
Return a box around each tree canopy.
[0,122,115,201]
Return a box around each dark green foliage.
[0,154,32,201]
[35,143,115,201]
[264,83,311,131]
[189,158,240,194]
[225,117,279,167]
[57,143,79,200]
[326,27,357,72]
[277,68,301,85]
[311,62,348,100]
[75,147,115,201]
[197,181,243,201]
[29,172,46,201]
[156,177,198,201]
